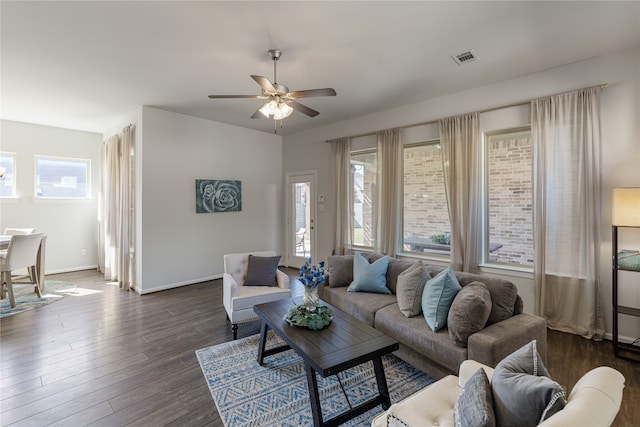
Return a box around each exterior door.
[286,172,316,268]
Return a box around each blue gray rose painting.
[196,179,242,213]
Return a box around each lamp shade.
[612,188,640,226]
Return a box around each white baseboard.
[603,331,639,344]
[46,265,99,275]
[137,274,223,295]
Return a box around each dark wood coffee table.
[254,297,399,427]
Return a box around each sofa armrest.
[276,269,291,290]
[458,360,494,387]
[467,313,547,367]
[539,367,624,426]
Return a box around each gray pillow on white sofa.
[492,340,566,427]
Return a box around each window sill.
[478,263,533,279]
[32,197,93,204]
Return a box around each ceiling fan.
[208,49,337,122]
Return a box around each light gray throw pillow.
[492,340,566,427]
[454,368,496,427]
[396,261,430,317]
[327,255,354,287]
[448,281,492,347]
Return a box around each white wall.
[0,120,101,273]
[282,46,640,340]
[137,107,283,293]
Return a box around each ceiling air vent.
[451,49,479,66]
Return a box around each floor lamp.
[611,187,640,360]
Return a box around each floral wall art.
[196,179,242,213]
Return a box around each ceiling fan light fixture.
[259,100,293,120]
[273,102,293,120]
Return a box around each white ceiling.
[2,1,639,136]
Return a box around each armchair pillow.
[454,368,496,427]
[492,340,566,427]
[422,266,461,332]
[244,254,281,287]
[347,253,390,294]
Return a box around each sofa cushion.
[326,255,354,287]
[454,272,518,325]
[244,254,280,286]
[348,253,391,294]
[422,266,461,332]
[375,303,468,374]
[492,340,566,427]
[366,253,416,294]
[454,368,496,427]
[396,261,430,317]
[448,281,492,347]
[321,285,397,326]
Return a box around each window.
[351,150,377,248]
[35,156,91,199]
[484,128,533,266]
[402,141,451,255]
[0,152,16,198]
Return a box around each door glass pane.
[294,182,310,257]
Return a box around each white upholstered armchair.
[223,251,291,339]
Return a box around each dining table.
[0,234,47,293]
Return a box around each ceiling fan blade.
[208,95,263,99]
[251,75,276,93]
[288,100,320,117]
[288,88,337,98]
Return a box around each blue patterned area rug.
[196,332,434,427]
[0,280,77,318]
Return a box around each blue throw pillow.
[347,253,391,294]
[422,266,461,331]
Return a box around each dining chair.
[3,228,37,235]
[0,233,44,308]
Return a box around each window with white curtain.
[484,128,533,266]
[35,155,91,199]
[350,150,377,248]
[402,141,451,255]
[0,152,17,198]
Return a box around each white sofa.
[372,359,625,427]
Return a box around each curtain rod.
[326,83,607,142]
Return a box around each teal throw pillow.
[422,266,461,331]
[347,253,391,294]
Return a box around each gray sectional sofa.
[318,253,547,379]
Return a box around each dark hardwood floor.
[1,269,638,426]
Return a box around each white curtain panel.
[98,126,134,290]
[99,134,120,281]
[330,137,353,255]
[532,87,604,339]
[375,128,403,257]
[439,113,481,273]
